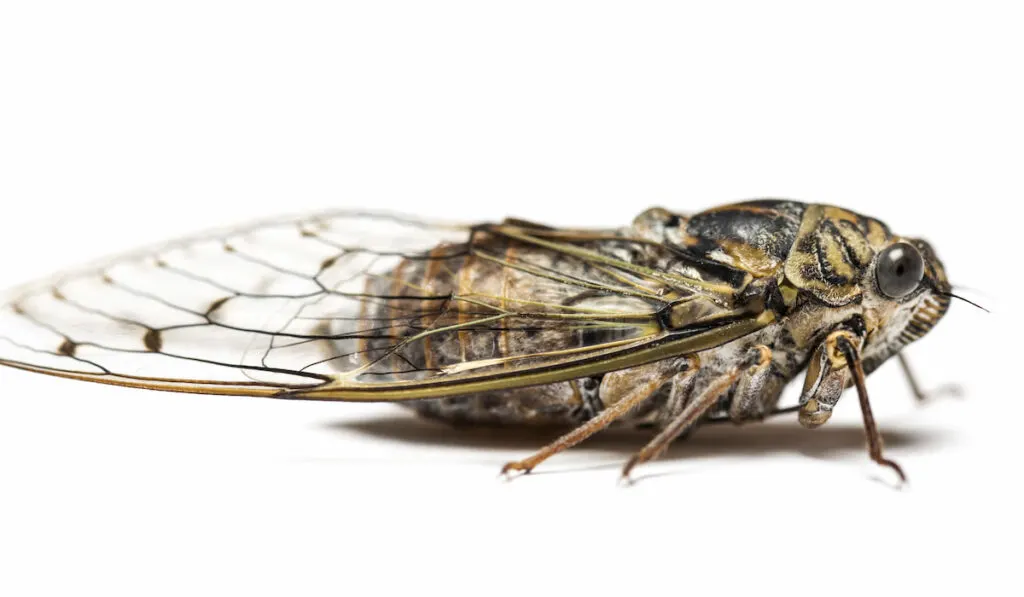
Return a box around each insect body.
[0,200,955,481]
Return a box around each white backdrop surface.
[0,2,1019,596]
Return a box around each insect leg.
[896,353,927,401]
[798,328,863,428]
[728,345,783,423]
[838,337,907,483]
[896,353,962,402]
[620,366,741,482]
[499,359,689,477]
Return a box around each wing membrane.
[0,212,769,400]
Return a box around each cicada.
[0,200,964,481]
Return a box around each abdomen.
[353,232,650,425]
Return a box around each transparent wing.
[0,211,771,400]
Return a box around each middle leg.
[621,366,741,481]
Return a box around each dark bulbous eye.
[876,242,925,298]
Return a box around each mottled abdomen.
[352,228,664,425]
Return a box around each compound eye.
[877,242,925,298]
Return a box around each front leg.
[800,325,907,482]
[839,337,906,482]
[728,345,785,423]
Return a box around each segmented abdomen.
[356,230,647,380]
[343,230,659,423]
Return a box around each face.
[790,211,953,429]
[858,236,951,374]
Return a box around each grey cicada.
[0,200,969,482]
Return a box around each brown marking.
[320,255,338,271]
[58,339,77,357]
[143,329,162,352]
[51,288,65,301]
[751,344,772,368]
[679,233,702,248]
[207,296,231,315]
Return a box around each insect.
[0,200,967,482]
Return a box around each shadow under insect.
[326,412,944,471]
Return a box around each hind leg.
[501,358,695,476]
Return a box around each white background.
[0,2,1020,596]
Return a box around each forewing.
[0,212,770,400]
